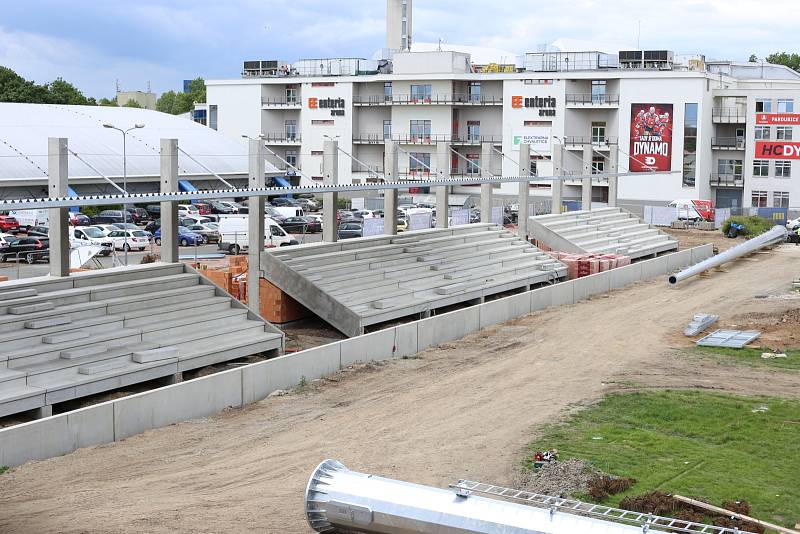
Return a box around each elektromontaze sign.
[756,113,800,125]
[755,141,800,159]
[629,103,673,172]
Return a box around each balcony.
[451,134,503,145]
[353,134,391,144]
[711,137,745,150]
[565,94,620,107]
[711,173,744,187]
[712,107,746,123]
[353,93,504,106]
[392,133,451,145]
[261,97,301,108]
[260,133,301,144]
[562,136,618,149]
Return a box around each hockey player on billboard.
[630,104,673,172]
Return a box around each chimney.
[387,0,412,51]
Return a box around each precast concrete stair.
[528,207,679,260]
[0,263,283,418]
[262,224,568,337]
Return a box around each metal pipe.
[668,224,787,285]
[305,460,654,533]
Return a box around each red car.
[0,215,20,233]
[194,202,213,215]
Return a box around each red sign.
[756,113,800,125]
[755,141,800,159]
[630,103,673,172]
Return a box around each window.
[466,120,480,141]
[774,191,790,208]
[209,105,218,131]
[755,99,772,113]
[468,82,481,103]
[384,82,392,101]
[717,159,743,177]
[592,155,605,174]
[778,99,794,113]
[285,150,297,168]
[285,86,298,104]
[311,119,334,125]
[466,154,480,175]
[383,119,392,140]
[776,126,793,140]
[591,122,606,143]
[409,152,430,174]
[752,190,768,207]
[754,126,770,140]
[285,120,297,140]
[591,80,607,104]
[311,150,324,156]
[775,160,792,178]
[753,159,769,177]
[410,84,432,102]
[683,103,698,187]
[409,119,431,141]
[311,82,334,87]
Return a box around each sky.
[1,0,799,98]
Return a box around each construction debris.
[586,474,637,502]
[545,252,632,280]
[684,314,719,336]
[514,458,598,498]
[696,329,761,349]
[762,352,788,359]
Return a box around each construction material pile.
[545,252,632,280]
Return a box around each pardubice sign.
[756,113,800,125]
[308,97,346,116]
[511,96,557,117]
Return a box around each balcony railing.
[261,97,301,106]
[387,133,503,145]
[711,137,745,150]
[712,107,746,123]
[353,134,391,144]
[260,133,301,143]
[451,134,503,145]
[565,94,620,105]
[353,93,503,106]
[562,136,618,146]
[710,173,744,187]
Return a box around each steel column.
[47,138,70,277]
[159,139,179,263]
[247,138,266,316]
[322,139,339,242]
[517,143,531,239]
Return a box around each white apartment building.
[205,49,800,210]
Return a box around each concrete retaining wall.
[0,245,714,468]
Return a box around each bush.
[721,215,772,237]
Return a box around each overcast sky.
[1,0,798,98]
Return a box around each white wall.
[298,81,354,183]
[207,84,263,140]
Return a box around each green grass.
[527,391,800,527]
[693,346,800,371]
[0,466,8,475]
[721,215,773,237]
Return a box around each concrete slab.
[78,359,129,375]
[417,306,480,351]
[550,281,575,308]
[640,255,670,280]
[0,289,38,301]
[340,328,396,367]
[479,292,531,329]
[530,285,554,312]
[8,302,54,315]
[132,347,179,363]
[610,263,644,290]
[42,330,90,344]
[573,272,611,302]
[666,250,692,272]
[24,316,72,329]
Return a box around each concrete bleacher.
[261,224,567,337]
[0,263,283,419]
[528,207,679,260]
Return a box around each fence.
[0,245,714,468]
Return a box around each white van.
[272,206,304,219]
[217,215,297,254]
[10,209,48,230]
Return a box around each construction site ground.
[2,245,800,533]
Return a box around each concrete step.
[0,316,125,350]
[0,368,27,389]
[0,301,108,333]
[8,301,55,315]
[71,262,186,289]
[0,288,91,316]
[145,320,265,347]
[61,344,113,360]
[89,273,200,301]
[6,328,143,367]
[0,288,37,301]
[132,347,179,363]
[120,296,232,322]
[25,316,72,329]
[78,359,129,375]
[104,284,216,314]
[0,385,46,418]
[25,343,159,381]
[137,308,249,338]
[174,330,282,373]
[42,330,91,344]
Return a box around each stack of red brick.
[546,252,631,280]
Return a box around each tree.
[47,78,92,105]
[98,97,117,106]
[764,52,800,72]
[156,90,178,113]
[0,66,50,103]
[185,77,206,104]
[122,98,142,108]
[748,54,758,63]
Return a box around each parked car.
[106,229,150,251]
[91,224,122,236]
[145,204,161,219]
[338,210,359,224]
[0,214,20,233]
[270,197,300,208]
[185,224,221,244]
[193,202,213,215]
[281,216,322,234]
[397,218,409,232]
[177,204,200,217]
[786,217,800,231]
[338,222,363,239]
[144,219,160,234]
[0,233,19,256]
[154,226,205,247]
[71,227,113,256]
[27,225,49,237]
[209,201,235,215]
[215,201,242,214]
[217,215,297,254]
[180,215,215,226]
[68,212,91,227]
[352,209,380,220]
[9,209,48,231]
[2,237,49,264]
[295,198,319,211]
[126,207,150,224]
[92,210,133,225]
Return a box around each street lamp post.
[103,122,144,266]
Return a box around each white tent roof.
[0,103,279,183]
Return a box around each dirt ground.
[663,227,745,252]
[2,246,800,534]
